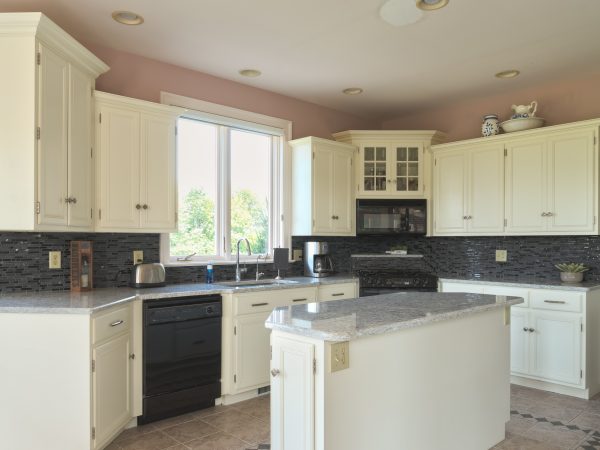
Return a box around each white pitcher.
[511,101,538,118]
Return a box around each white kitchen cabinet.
[91,303,133,450]
[233,312,273,392]
[433,143,504,235]
[317,281,358,301]
[439,280,600,398]
[270,334,315,450]
[95,92,178,232]
[291,137,356,236]
[333,130,445,199]
[0,13,108,231]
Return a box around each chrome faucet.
[256,254,265,281]
[235,238,252,282]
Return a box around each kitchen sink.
[216,279,300,288]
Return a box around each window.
[164,111,286,263]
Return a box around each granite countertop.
[0,275,357,314]
[439,277,600,292]
[265,292,523,342]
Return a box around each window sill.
[163,259,300,268]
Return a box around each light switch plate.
[496,249,507,263]
[330,341,350,372]
[292,249,303,261]
[133,250,144,265]
[49,251,61,269]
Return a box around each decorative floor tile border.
[579,430,600,449]
[246,444,270,450]
[511,410,592,433]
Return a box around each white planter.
[560,272,584,283]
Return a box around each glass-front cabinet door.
[358,142,424,196]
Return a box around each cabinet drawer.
[234,287,317,315]
[318,282,357,301]
[440,282,485,294]
[530,290,583,313]
[92,304,131,344]
[482,286,529,308]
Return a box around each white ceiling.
[1,0,600,120]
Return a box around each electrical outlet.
[49,251,61,269]
[330,341,350,372]
[496,249,508,263]
[133,250,144,265]
[292,249,303,261]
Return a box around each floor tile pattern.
[110,385,600,450]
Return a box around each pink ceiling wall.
[86,43,376,140]
[381,70,600,143]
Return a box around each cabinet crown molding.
[95,91,183,117]
[432,118,600,152]
[333,129,446,145]
[0,12,109,77]
[289,136,356,151]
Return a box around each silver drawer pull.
[110,320,124,327]
[251,302,269,307]
[544,300,566,304]
[331,293,345,297]
[271,368,280,377]
[293,298,307,302]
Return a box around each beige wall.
[86,43,376,140]
[381,70,600,142]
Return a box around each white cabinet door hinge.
[90,209,93,219]
[504,218,507,226]
[35,201,40,214]
[581,323,584,332]
[91,360,96,372]
[91,427,96,440]
[234,374,236,383]
[281,214,284,221]
[313,358,316,374]
[36,127,41,140]
[99,113,102,123]
[581,369,583,379]
[504,148,508,157]
[98,209,102,220]
[234,326,237,335]
[270,345,272,361]
[36,52,41,65]
[90,147,93,158]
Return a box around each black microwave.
[356,199,427,235]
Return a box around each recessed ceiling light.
[495,69,521,79]
[380,0,423,27]
[416,0,449,11]
[112,11,144,25]
[343,88,363,95]
[239,69,262,77]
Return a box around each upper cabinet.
[333,130,446,198]
[290,137,356,236]
[94,92,179,233]
[432,120,599,236]
[0,13,109,231]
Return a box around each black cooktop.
[355,269,438,290]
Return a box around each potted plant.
[554,263,589,283]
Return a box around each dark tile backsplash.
[1,232,600,292]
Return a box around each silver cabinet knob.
[546,212,553,217]
[467,215,472,220]
[271,368,280,377]
[541,212,547,217]
[463,216,468,220]
[143,204,148,210]
[129,353,135,360]
[528,328,535,333]
[136,204,141,210]
[71,197,77,204]
[523,327,529,332]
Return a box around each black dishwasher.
[140,294,222,424]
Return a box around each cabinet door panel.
[331,149,353,233]
[140,113,176,230]
[68,64,93,227]
[359,145,388,195]
[37,44,68,226]
[434,151,467,233]
[468,145,504,233]
[392,143,423,195]
[510,309,530,376]
[547,130,595,232]
[312,147,333,233]
[505,139,546,232]
[271,335,314,450]
[531,311,582,386]
[234,313,272,392]
[97,106,140,229]
[92,333,131,449]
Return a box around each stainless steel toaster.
[131,263,166,288]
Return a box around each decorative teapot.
[511,101,538,119]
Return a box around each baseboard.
[511,375,590,399]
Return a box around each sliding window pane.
[230,129,271,255]
[170,118,218,257]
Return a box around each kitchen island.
[266,292,523,450]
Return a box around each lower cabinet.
[233,312,273,392]
[439,280,595,398]
[271,334,315,450]
[91,304,133,449]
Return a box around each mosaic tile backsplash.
[1,232,600,292]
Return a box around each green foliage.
[170,188,268,257]
[554,263,589,273]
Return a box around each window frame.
[159,92,292,266]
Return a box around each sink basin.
[216,279,299,288]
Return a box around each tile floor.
[107,385,600,450]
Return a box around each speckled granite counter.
[0,275,357,314]
[440,277,600,292]
[265,292,523,341]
